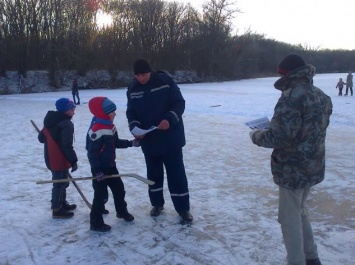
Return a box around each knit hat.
[102,98,116,114]
[277,54,306,75]
[55,98,76,112]
[133,58,152,74]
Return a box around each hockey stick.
[36,173,155,185]
[30,119,40,133]
[30,119,92,209]
[68,172,92,209]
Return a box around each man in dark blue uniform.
[126,58,193,223]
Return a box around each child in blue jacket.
[86,97,139,232]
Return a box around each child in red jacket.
[86,97,139,232]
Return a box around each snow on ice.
[0,73,354,265]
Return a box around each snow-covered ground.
[0,73,354,265]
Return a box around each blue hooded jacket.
[86,97,132,175]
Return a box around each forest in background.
[0,0,354,89]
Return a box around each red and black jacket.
[38,111,77,171]
[86,97,132,175]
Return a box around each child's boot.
[52,208,74,219]
[117,209,134,222]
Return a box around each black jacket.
[126,71,186,155]
[38,111,77,170]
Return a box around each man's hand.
[158,119,170,130]
[249,129,259,140]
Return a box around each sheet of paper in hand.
[245,117,270,129]
[131,126,157,136]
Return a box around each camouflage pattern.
[251,64,333,189]
[346,72,353,87]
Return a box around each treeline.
[0,0,354,87]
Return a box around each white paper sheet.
[130,126,157,136]
[245,117,270,129]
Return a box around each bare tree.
[127,0,166,63]
[158,1,187,70]
[0,0,353,89]
[198,0,239,75]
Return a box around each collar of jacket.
[274,64,315,92]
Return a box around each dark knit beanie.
[278,54,306,75]
[102,98,116,114]
[55,98,76,112]
[133,58,152,74]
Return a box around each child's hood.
[44,111,70,128]
[88,97,111,120]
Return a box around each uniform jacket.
[126,71,186,155]
[86,97,132,175]
[251,65,333,189]
[38,111,78,171]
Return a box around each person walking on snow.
[71,79,80,105]
[126,58,193,223]
[249,54,333,265]
[38,98,78,219]
[336,77,345,96]
[86,97,139,232]
[345,72,353,96]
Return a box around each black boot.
[102,209,109,214]
[63,201,77,211]
[117,209,134,222]
[306,258,322,265]
[90,223,111,232]
[52,208,74,219]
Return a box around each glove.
[95,172,105,181]
[71,162,78,172]
[249,129,259,140]
[130,139,140,147]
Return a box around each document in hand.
[245,117,270,129]
[130,126,157,136]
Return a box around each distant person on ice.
[345,72,353,96]
[71,79,80,105]
[126,58,193,223]
[38,98,78,219]
[249,54,333,265]
[86,97,139,232]
[335,77,345,96]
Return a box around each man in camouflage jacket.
[345,72,353,96]
[250,54,332,265]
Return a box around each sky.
[0,73,354,264]
[169,0,354,51]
